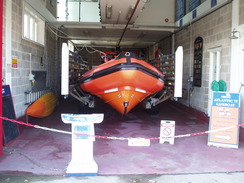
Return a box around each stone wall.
[158,36,172,55]
[2,0,60,118]
[173,3,232,114]
[175,4,232,113]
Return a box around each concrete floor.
[0,98,244,179]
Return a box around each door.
[208,47,221,116]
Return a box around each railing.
[25,89,50,105]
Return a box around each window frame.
[22,3,45,46]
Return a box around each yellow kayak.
[25,92,57,118]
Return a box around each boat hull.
[79,53,165,114]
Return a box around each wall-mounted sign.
[208,92,240,148]
[12,58,18,68]
[2,85,20,145]
[193,37,203,87]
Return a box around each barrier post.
[61,113,104,176]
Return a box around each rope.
[0,116,243,141]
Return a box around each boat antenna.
[117,0,141,47]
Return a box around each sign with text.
[2,85,20,144]
[208,92,240,148]
[160,120,175,144]
[12,58,18,68]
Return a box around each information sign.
[160,120,175,144]
[208,92,240,148]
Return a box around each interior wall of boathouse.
[159,1,244,122]
[1,0,244,124]
[2,0,60,118]
[175,3,232,115]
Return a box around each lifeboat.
[79,52,165,115]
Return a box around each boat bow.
[79,52,165,114]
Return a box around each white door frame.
[207,46,222,116]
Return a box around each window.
[57,0,100,22]
[23,4,45,45]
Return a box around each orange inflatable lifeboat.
[79,52,165,114]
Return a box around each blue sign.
[2,85,11,97]
[62,114,92,123]
[176,0,186,20]
[61,113,104,124]
[212,92,240,108]
[74,125,91,139]
[189,0,201,11]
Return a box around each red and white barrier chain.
[0,116,243,141]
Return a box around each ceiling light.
[116,11,122,24]
[127,5,134,19]
[106,4,112,19]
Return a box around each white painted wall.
[231,0,244,125]
[237,24,244,126]
[230,0,240,92]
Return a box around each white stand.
[61,113,104,176]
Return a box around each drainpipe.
[0,0,3,156]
